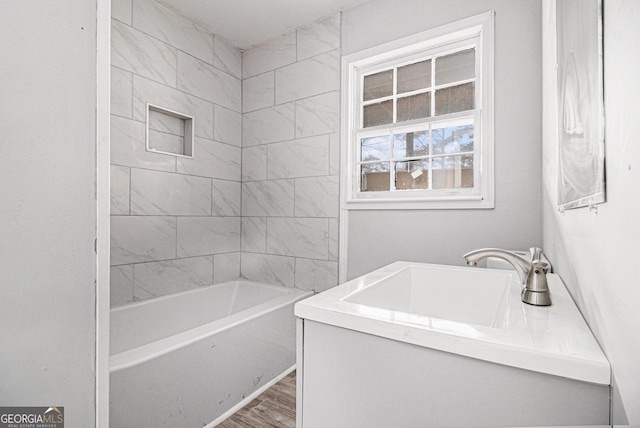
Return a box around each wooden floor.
[217,371,297,428]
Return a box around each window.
[342,12,494,209]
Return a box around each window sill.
[344,194,494,210]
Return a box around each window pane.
[361,135,391,161]
[435,48,475,86]
[363,69,393,101]
[435,83,475,115]
[395,160,430,190]
[397,60,431,93]
[363,100,393,127]
[393,130,429,158]
[432,124,474,155]
[361,162,390,191]
[432,155,474,189]
[397,93,430,122]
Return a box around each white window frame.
[341,11,495,210]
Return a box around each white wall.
[542,0,640,423]
[0,1,98,425]
[342,0,543,279]
[110,0,243,306]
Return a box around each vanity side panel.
[301,321,609,427]
[296,318,305,428]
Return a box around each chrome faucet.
[464,247,552,306]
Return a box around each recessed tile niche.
[145,103,194,158]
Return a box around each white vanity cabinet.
[294,262,611,427]
[296,319,609,427]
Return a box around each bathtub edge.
[110,286,312,372]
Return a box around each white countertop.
[295,261,610,385]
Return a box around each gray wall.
[0,1,98,425]
[342,0,543,279]
[542,0,640,423]
[109,0,243,306]
[240,15,341,293]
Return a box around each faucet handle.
[529,247,552,273]
[522,259,552,306]
[529,247,542,260]
[531,259,549,274]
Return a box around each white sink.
[343,264,514,328]
[295,261,610,386]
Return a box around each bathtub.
[109,280,312,427]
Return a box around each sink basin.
[343,264,515,328]
[295,261,611,386]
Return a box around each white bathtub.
[109,280,312,427]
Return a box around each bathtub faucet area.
[464,247,552,306]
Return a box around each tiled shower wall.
[110,2,341,305]
[109,0,242,306]
[240,15,341,292]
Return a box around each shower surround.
[110,0,242,306]
[240,14,341,292]
[110,0,341,306]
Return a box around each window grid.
[357,118,475,192]
[359,49,477,127]
[357,46,477,194]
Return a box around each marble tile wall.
[240,14,341,293]
[110,0,242,307]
